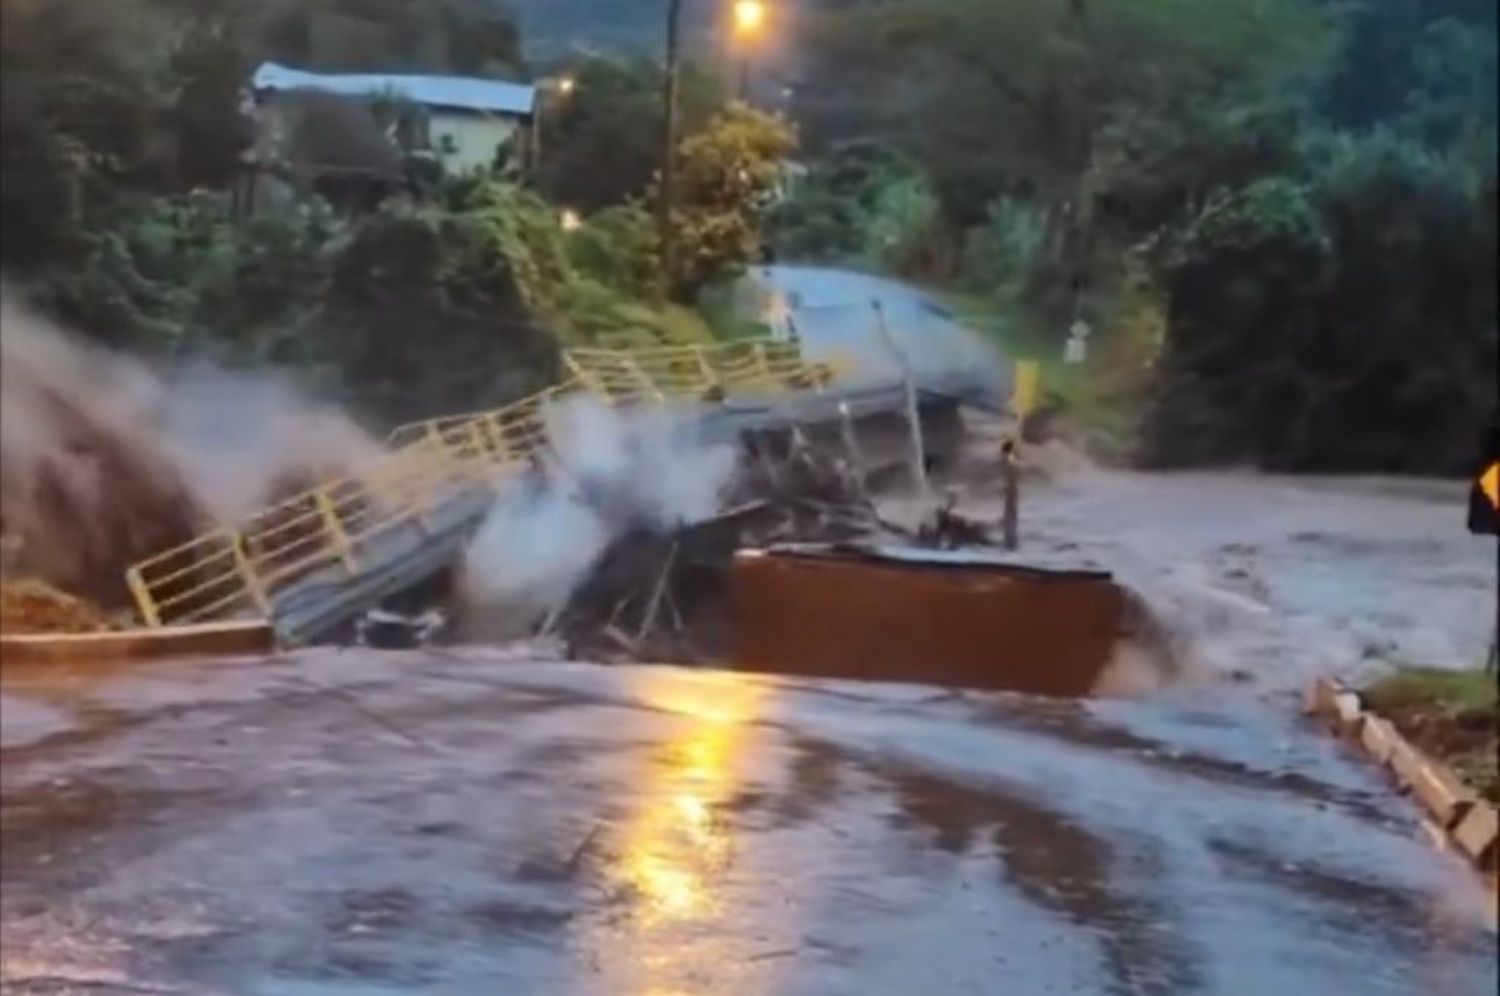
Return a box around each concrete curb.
[1,621,274,666]
[1305,677,1498,922]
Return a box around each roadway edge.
[1304,676,1499,929]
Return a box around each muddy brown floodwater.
[1,648,1494,995]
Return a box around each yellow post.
[752,340,775,390]
[624,355,666,403]
[563,351,591,388]
[1012,360,1040,420]
[126,567,162,628]
[467,420,492,464]
[425,423,454,462]
[232,533,273,615]
[693,344,719,394]
[488,412,516,461]
[315,487,359,575]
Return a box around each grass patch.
[1361,666,1499,804]
[1362,667,1497,714]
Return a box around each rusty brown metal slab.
[731,546,1123,696]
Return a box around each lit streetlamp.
[531,74,576,175]
[660,1,770,283]
[734,0,766,33]
[732,0,767,101]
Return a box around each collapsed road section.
[121,339,986,648]
[733,545,1124,697]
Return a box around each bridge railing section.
[125,340,839,629]
[125,433,494,627]
[564,340,835,404]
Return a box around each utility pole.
[659,0,684,285]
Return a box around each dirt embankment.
[1,306,203,613]
[0,578,121,633]
[1361,668,1499,803]
[0,294,383,627]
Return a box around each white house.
[250,62,537,176]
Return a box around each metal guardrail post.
[871,300,930,499]
[623,355,665,403]
[314,487,359,576]
[487,417,510,461]
[425,423,452,460]
[693,345,718,395]
[753,340,773,386]
[126,567,162,628]
[232,533,273,615]
[1001,437,1020,551]
[466,420,492,464]
[488,412,516,460]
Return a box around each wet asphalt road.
[1,649,1494,995]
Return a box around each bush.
[765,142,921,265]
[1143,138,1496,473]
[566,203,663,302]
[959,196,1047,298]
[863,173,945,276]
[764,186,868,261]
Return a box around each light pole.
[659,0,685,286]
[659,1,767,288]
[531,74,575,176]
[733,0,766,102]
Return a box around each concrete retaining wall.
[1,621,274,666]
[1305,677,1499,908]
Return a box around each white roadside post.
[1064,316,1091,365]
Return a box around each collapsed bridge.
[125,339,991,645]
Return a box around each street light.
[733,0,766,33]
[733,1,767,100]
[531,74,576,175]
[660,2,770,284]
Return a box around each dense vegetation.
[0,0,792,426]
[2,0,1493,470]
[775,0,1497,473]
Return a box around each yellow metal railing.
[125,340,839,629]
[564,339,834,405]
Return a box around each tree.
[798,0,1335,229]
[164,1,256,188]
[666,103,796,297]
[0,0,178,263]
[538,55,726,213]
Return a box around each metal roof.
[251,62,536,117]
